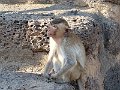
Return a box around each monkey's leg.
[77,79,84,90]
[62,72,71,82]
[53,73,70,84]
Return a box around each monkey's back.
[63,33,86,68]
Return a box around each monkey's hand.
[43,73,51,79]
[50,73,58,79]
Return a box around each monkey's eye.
[46,25,48,28]
[51,25,58,30]
[52,25,57,28]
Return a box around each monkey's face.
[47,25,57,37]
[47,23,66,38]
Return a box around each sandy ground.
[0,4,53,12]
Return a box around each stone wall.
[0,1,120,90]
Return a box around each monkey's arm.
[43,52,54,74]
[77,44,86,68]
[44,60,53,74]
[51,52,76,78]
[43,38,57,77]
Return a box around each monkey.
[43,18,86,90]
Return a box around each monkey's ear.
[64,28,71,37]
[65,29,68,33]
[65,28,71,32]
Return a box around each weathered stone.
[83,0,120,5]
[103,0,120,5]
[0,2,120,90]
[0,72,75,90]
[104,63,120,90]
